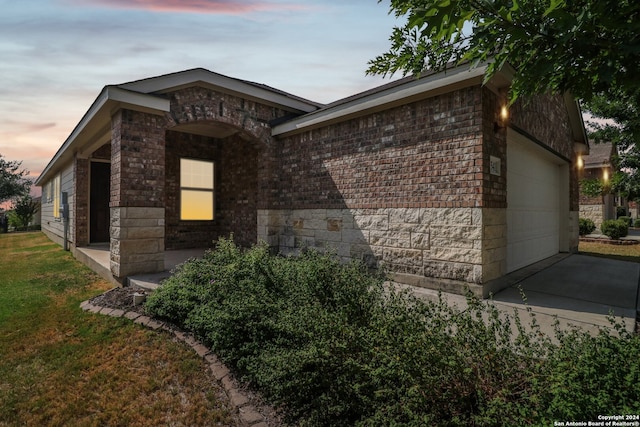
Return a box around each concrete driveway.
[492,254,639,334]
[407,253,639,335]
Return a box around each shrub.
[578,218,596,236]
[145,237,640,426]
[617,206,628,218]
[619,216,632,227]
[635,218,640,228]
[601,219,629,239]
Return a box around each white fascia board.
[563,92,588,146]
[119,68,320,113]
[35,87,169,186]
[272,64,488,136]
[106,86,170,114]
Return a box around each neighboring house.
[579,142,617,228]
[35,64,587,297]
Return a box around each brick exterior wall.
[74,157,89,247]
[259,86,580,295]
[110,109,167,278]
[481,88,508,208]
[111,109,167,208]
[165,130,261,249]
[164,87,293,146]
[161,86,295,249]
[270,86,485,210]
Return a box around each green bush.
[145,237,640,426]
[578,218,596,236]
[634,218,640,228]
[619,216,632,227]
[617,206,628,218]
[601,219,629,239]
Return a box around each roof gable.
[583,142,615,168]
[117,68,322,113]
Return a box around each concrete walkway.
[74,244,207,288]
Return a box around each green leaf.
[544,0,566,17]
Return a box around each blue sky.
[0,0,400,179]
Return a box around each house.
[35,64,588,297]
[579,142,618,228]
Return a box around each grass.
[579,240,640,263]
[0,232,235,426]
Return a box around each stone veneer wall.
[579,205,604,229]
[259,207,506,296]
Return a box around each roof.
[271,62,587,147]
[36,64,588,186]
[272,63,496,136]
[583,142,615,169]
[116,68,324,111]
[35,69,322,186]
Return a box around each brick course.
[74,158,89,247]
[111,109,167,208]
[271,86,485,210]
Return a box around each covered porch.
[74,244,208,289]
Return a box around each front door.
[90,162,110,243]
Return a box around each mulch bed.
[89,284,151,314]
[579,237,639,245]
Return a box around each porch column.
[110,109,166,279]
[74,157,89,247]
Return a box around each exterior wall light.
[494,105,509,132]
[500,105,509,121]
[576,154,584,169]
[603,169,609,182]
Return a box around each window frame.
[52,174,61,219]
[179,158,215,221]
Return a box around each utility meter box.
[60,192,69,221]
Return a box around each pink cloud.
[69,0,309,14]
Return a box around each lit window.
[53,174,61,218]
[180,159,214,220]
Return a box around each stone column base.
[110,207,165,278]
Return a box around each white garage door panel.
[507,135,561,273]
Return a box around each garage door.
[506,132,563,272]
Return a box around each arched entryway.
[164,121,264,249]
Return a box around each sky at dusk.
[0,0,401,182]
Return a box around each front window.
[53,174,61,219]
[180,158,214,220]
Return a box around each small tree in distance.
[9,195,39,231]
[0,154,31,205]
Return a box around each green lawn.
[579,240,640,263]
[0,232,235,426]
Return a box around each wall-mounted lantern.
[573,142,589,171]
[493,105,509,132]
